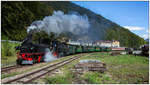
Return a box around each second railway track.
[1,65,19,73]
[2,54,85,84]
[1,63,45,74]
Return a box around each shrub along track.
[2,54,87,84]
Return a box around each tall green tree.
[2,2,35,40]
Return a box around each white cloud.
[146,29,149,33]
[124,26,144,31]
[141,34,149,39]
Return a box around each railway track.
[1,65,19,73]
[1,62,45,74]
[2,54,85,84]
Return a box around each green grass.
[1,42,20,66]
[44,70,74,84]
[44,52,149,84]
[1,72,19,79]
[81,71,116,84]
[81,72,102,84]
[1,56,17,66]
[81,53,149,84]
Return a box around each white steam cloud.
[141,34,149,39]
[44,48,57,62]
[27,10,90,35]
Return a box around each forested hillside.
[1,1,146,48]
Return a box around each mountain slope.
[1,1,146,48]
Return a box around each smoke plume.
[27,10,90,36]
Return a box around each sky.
[72,1,149,39]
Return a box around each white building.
[112,41,120,47]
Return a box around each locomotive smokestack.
[22,32,33,46]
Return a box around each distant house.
[112,41,120,47]
[96,40,120,47]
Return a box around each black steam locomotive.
[16,34,60,64]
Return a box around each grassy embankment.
[1,42,20,66]
[44,52,149,84]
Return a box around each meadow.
[44,52,149,84]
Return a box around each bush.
[1,41,20,57]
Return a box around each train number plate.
[22,60,33,64]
